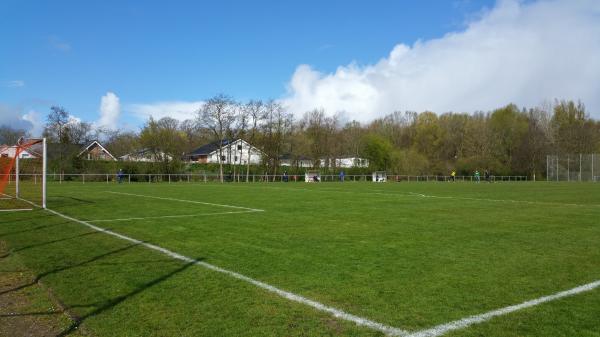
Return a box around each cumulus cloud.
[0,104,44,136]
[21,110,44,136]
[97,92,121,129]
[282,0,600,121]
[127,101,204,122]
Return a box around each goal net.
[372,171,387,182]
[305,171,321,182]
[0,138,47,210]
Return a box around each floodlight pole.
[15,146,20,198]
[42,138,47,209]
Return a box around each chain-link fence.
[546,154,599,182]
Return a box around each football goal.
[305,171,321,182]
[372,171,387,182]
[0,138,47,210]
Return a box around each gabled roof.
[78,140,116,160]
[188,140,232,156]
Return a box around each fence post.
[546,155,549,182]
[106,174,109,184]
[579,153,582,182]
[567,155,570,182]
[169,174,171,184]
[128,174,131,184]
[592,154,595,182]
[83,174,85,184]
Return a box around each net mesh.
[0,139,44,209]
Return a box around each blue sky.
[2,0,599,134]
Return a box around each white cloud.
[4,80,25,88]
[49,35,71,52]
[127,101,204,122]
[97,91,121,129]
[282,0,600,121]
[21,110,43,136]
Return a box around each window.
[234,156,238,162]
[221,155,226,162]
[237,144,242,150]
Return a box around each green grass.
[1,181,599,336]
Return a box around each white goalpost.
[305,171,321,182]
[0,137,47,210]
[372,171,387,182]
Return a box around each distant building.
[334,157,369,168]
[185,139,262,164]
[0,145,39,159]
[119,148,172,162]
[77,140,116,161]
[279,153,314,168]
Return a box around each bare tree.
[197,94,236,182]
[44,106,70,143]
[243,100,264,182]
[0,125,28,145]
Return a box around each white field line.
[105,191,264,212]
[408,280,600,337]
[88,210,259,222]
[0,208,33,212]
[400,192,600,208]
[44,207,409,337]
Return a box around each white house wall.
[206,140,262,165]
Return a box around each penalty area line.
[88,210,260,222]
[105,191,264,212]
[0,208,33,212]
[44,207,409,337]
[408,279,600,337]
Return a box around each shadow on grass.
[56,258,200,336]
[0,241,137,296]
[2,228,105,258]
[51,196,96,205]
[1,237,204,337]
[0,221,70,240]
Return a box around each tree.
[104,130,140,157]
[362,134,393,171]
[139,117,188,172]
[242,100,264,182]
[43,106,70,143]
[261,100,293,179]
[0,125,28,145]
[197,94,236,182]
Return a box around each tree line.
[1,97,598,178]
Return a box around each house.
[185,139,262,164]
[78,140,116,161]
[320,157,370,168]
[0,145,39,159]
[119,148,172,162]
[279,153,314,168]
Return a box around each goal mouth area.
[304,171,321,182]
[372,171,387,182]
[0,194,34,211]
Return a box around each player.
[339,170,345,182]
[451,170,456,182]
[117,169,124,183]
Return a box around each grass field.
[1,181,599,336]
